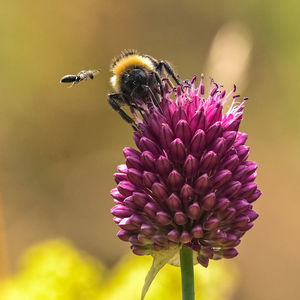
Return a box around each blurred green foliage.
[0,240,237,300]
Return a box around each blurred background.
[0,0,299,299]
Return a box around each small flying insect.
[108,49,182,126]
[60,69,100,87]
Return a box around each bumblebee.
[60,69,100,87]
[108,49,182,125]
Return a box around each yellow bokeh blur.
[0,240,237,300]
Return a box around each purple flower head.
[110,75,261,267]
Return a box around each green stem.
[180,246,195,300]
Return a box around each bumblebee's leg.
[156,60,183,89]
[108,93,136,126]
[126,89,145,119]
[128,103,145,112]
[145,55,183,91]
[129,104,145,120]
[162,77,174,89]
[153,71,165,98]
[142,85,163,114]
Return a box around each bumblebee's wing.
[60,75,77,83]
[91,69,100,76]
[87,69,100,80]
[91,69,100,74]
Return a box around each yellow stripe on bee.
[111,55,154,91]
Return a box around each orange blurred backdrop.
[0,1,299,299]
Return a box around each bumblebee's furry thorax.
[110,50,154,92]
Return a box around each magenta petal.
[190,129,205,157]
[127,168,143,186]
[175,120,192,145]
[168,170,184,190]
[194,173,209,194]
[140,151,156,171]
[174,211,188,225]
[170,138,186,163]
[166,193,182,211]
[156,155,172,176]
[192,225,203,238]
[184,155,199,178]
[201,192,216,210]
[180,184,195,203]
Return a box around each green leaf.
[141,246,180,300]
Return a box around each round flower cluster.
[110,76,261,267]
